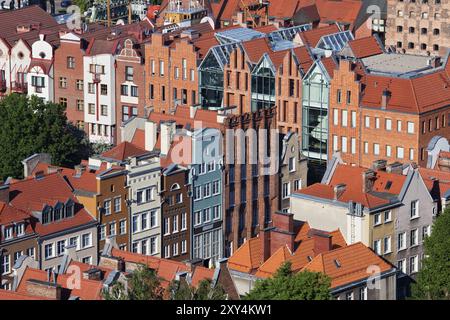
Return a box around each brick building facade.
[329,57,450,168]
[385,0,449,56]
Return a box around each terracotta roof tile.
[191,266,215,287]
[347,36,383,58]
[16,267,103,300]
[299,24,340,47]
[302,242,394,289]
[227,237,262,273]
[110,247,190,283]
[101,141,148,162]
[255,245,292,278]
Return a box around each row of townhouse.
[0,236,239,300]
[0,167,99,290]
[5,7,449,189]
[227,211,398,300]
[1,103,307,280]
[289,151,450,298]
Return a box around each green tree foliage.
[244,261,332,300]
[169,278,227,300]
[411,207,450,299]
[0,94,87,180]
[103,265,165,300]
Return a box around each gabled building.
[227,211,397,299]
[7,171,99,273]
[290,156,436,298]
[329,50,450,169]
[0,192,38,290]
[0,6,61,97]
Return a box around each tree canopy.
[244,261,332,300]
[168,278,227,300]
[411,207,450,300]
[0,94,88,180]
[103,265,165,300]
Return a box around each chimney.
[270,211,295,253]
[0,183,10,203]
[259,228,272,262]
[151,32,165,45]
[74,164,85,177]
[372,159,387,171]
[160,121,176,156]
[333,183,346,200]
[190,105,198,119]
[362,169,376,193]
[175,271,189,281]
[26,279,62,300]
[22,153,52,178]
[308,229,332,255]
[381,89,391,109]
[386,162,403,175]
[145,121,158,152]
[236,11,245,27]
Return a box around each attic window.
[18,51,24,59]
[307,256,313,262]
[385,181,393,190]
[334,259,341,268]
[39,52,46,59]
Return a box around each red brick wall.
[145,34,199,113]
[54,37,86,132]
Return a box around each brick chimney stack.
[308,229,332,255]
[362,169,376,193]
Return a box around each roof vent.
[334,259,341,268]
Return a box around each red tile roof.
[295,164,407,209]
[0,201,30,226]
[347,36,383,58]
[315,0,364,30]
[16,267,103,300]
[9,173,96,236]
[110,248,190,286]
[241,37,273,63]
[101,141,148,162]
[299,24,340,47]
[302,242,394,289]
[227,237,262,273]
[191,266,215,287]
[0,288,52,300]
[255,245,292,278]
[360,69,450,114]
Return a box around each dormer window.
[54,205,63,221]
[4,226,13,240]
[334,259,341,268]
[65,203,74,218]
[15,223,25,236]
[42,207,52,224]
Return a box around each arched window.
[170,183,181,191]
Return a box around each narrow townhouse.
[144,22,216,114]
[161,164,192,262]
[83,21,153,144]
[0,6,60,98]
[279,131,308,212]
[190,126,224,266]
[0,186,38,290]
[124,149,162,257]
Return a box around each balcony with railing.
[12,81,28,94]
